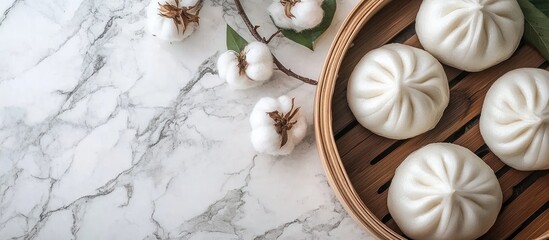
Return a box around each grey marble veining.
[0,0,372,239]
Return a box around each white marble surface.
[0,0,373,239]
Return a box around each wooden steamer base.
[314,0,549,239]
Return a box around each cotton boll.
[217,51,238,79]
[291,1,324,31]
[250,126,278,153]
[288,117,307,143]
[217,51,258,90]
[268,3,294,30]
[243,42,273,81]
[245,63,273,82]
[217,41,274,90]
[251,127,295,156]
[219,60,257,89]
[249,96,307,156]
[244,42,273,64]
[147,0,200,42]
[277,95,294,113]
[180,0,199,6]
[250,97,280,128]
[269,0,324,32]
[226,66,261,90]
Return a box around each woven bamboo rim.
[314,0,403,239]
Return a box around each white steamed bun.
[480,68,549,171]
[347,44,450,139]
[416,0,524,72]
[388,143,502,240]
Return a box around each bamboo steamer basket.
[314,0,549,239]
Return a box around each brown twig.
[233,0,318,85]
[265,29,282,44]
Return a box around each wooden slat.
[513,209,549,240]
[483,174,549,239]
[385,220,404,237]
[483,152,506,171]
[499,168,531,202]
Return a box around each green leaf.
[226,25,248,52]
[519,0,549,61]
[529,0,549,16]
[277,0,337,50]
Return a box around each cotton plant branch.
[233,0,318,85]
[265,29,282,44]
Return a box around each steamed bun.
[416,0,524,72]
[480,68,549,171]
[347,44,450,139]
[388,143,502,240]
